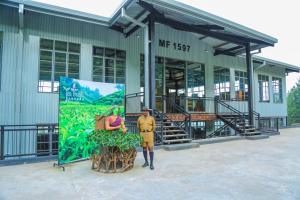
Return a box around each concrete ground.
[0,128,300,200]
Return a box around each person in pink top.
[105,107,126,134]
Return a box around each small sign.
[158,39,191,52]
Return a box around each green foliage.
[287,80,300,125]
[93,90,124,106]
[88,130,142,153]
[58,102,125,164]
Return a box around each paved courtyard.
[0,128,300,200]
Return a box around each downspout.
[121,8,150,108]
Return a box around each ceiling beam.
[214,45,244,56]
[125,15,149,38]
[124,9,147,28]
[213,42,230,49]
[198,36,207,40]
[137,0,273,47]
[110,24,124,33]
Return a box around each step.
[163,134,189,138]
[163,138,192,144]
[163,142,199,151]
[245,128,257,131]
[156,126,180,129]
[163,129,185,133]
[243,131,261,135]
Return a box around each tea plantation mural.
[59,77,125,164]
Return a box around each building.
[0,0,299,159]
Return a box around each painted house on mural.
[0,0,299,159]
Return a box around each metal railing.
[0,124,58,160]
[215,97,246,134]
[124,92,144,113]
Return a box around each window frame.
[258,74,270,102]
[92,46,126,84]
[234,70,248,101]
[214,66,231,101]
[38,39,80,93]
[272,77,283,103]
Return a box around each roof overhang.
[110,0,278,56]
[253,56,300,73]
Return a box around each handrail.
[125,92,144,98]
[214,97,246,133]
[215,97,245,118]
[208,123,230,138]
[124,92,144,113]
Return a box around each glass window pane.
[68,63,79,74]
[40,39,53,50]
[39,71,51,81]
[68,73,79,79]
[93,75,103,82]
[55,41,67,51]
[55,62,66,73]
[40,50,52,62]
[38,80,52,92]
[105,76,114,83]
[40,61,52,72]
[105,48,115,58]
[105,67,114,77]
[93,46,104,56]
[69,54,79,64]
[116,50,126,59]
[55,52,66,63]
[68,43,80,53]
[54,73,65,81]
[116,77,125,84]
[93,66,103,76]
[93,57,103,66]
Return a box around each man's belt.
[140,129,152,132]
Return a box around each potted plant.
[88,130,142,173]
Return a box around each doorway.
[165,59,186,113]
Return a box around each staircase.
[154,110,192,145]
[215,98,261,136]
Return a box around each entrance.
[165,59,186,113]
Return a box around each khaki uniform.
[137,115,156,148]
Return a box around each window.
[36,124,58,156]
[38,39,80,93]
[92,46,126,84]
[272,77,283,103]
[214,67,230,100]
[0,32,2,91]
[258,75,269,102]
[234,70,248,101]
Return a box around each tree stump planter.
[91,146,137,173]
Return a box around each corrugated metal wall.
[0,6,287,127]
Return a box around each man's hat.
[142,106,151,111]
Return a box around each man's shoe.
[150,164,154,170]
[142,162,149,168]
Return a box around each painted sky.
[35,0,300,92]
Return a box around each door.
[165,59,186,113]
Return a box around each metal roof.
[1,0,299,72]
[110,0,278,56]
[0,0,110,26]
[252,56,300,73]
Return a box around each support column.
[148,17,156,110]
[144,26,149,108]
[246,43,254,125]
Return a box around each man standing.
[137,106,156,170]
